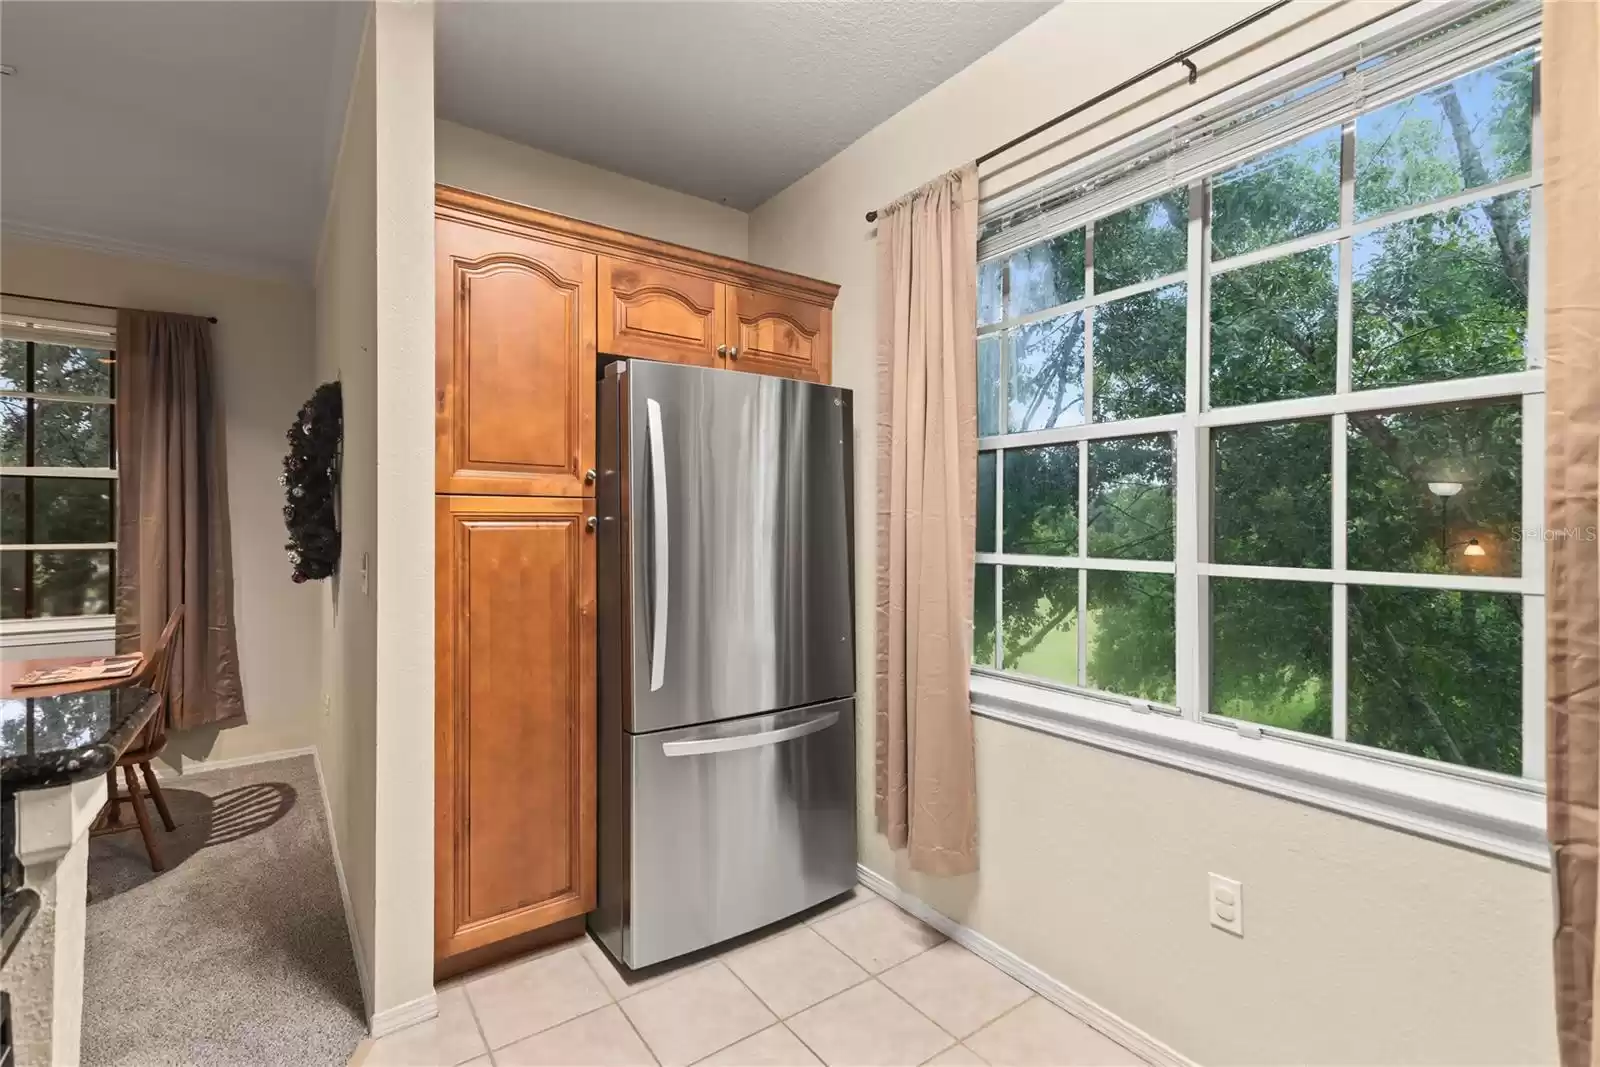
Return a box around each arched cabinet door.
[436,216,597,496]
[724,285,832,383]
[598,256,723,366]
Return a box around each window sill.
[0,615,117,650]
[969,673,1549,870]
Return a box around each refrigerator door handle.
[646,397,670,692]
[660,710,840,757]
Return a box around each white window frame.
[0,315,119,641]
[972,14,1548,868]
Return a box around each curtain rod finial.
[866,210,878,223]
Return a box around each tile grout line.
[873,972,960,1053]
[961,993,1043,1054]
[573,944,661,1063]
[779,1017,831,1066]
[459,979,494,1065]
[575,941,623,1006]
[676,959,779,1065]
[608,994,662,1066]
[802,889,873,928]
[582,940,662,1067]
[718,934,791,1021]
[468,945,618,1056]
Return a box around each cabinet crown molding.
[436,184,840,306]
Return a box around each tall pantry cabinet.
[433,185,839,972]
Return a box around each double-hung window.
[0,317,118,621]
[974,1,1543,784]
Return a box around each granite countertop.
[0,686,159,796]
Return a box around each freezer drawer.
[594,698,857,969]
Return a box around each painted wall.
[747,2,1556,1063]
[313,7,379,1017]
[309,2,439,1026]
[370,0,437,1025]
[435,119,749,259]
[0,239,321,768]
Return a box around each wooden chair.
[102,606,183,871]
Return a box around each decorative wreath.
[280,381,343,583]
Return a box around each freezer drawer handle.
[646,397,670,692]
[661,711,840,757]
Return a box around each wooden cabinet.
[598,256,723,367]
[436,217,597,497]
[595,258,834,384]
[435,495,596,963]
[434,187,837,971]
[725,286,832,383]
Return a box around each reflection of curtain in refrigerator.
[1545,5,1600,1064]
[874,164,979,875]
[749,385,781,698]
[711,380,782,711]
[683,373,713,700]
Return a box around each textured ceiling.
[0,1,364,277]
[436,1,1057,211]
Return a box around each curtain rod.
[864,0,1294,223]
[0,291,218,325]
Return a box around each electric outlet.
[360,552,370,596]
[322,694,331,719]
[1208,873,1243,936]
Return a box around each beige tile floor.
[351,886,1147,1067]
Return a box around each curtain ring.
[1180,57,1198,84]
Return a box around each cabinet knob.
[729,346,740,360]
[585,468,597,484]
[717,345,728,358]
[586,516,597,532]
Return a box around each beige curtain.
[115,310,245,732]
[1545,4,1600,1064]
[874,164,980,875]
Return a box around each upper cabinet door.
[598,257,724,366]
[437,217,597,496]
[725,286,832,383]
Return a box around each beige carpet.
[83,754,366,1067]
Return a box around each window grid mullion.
[108,349,118,614]
[1077,439,1089,687]
[998,326,1011,440]
[994,562,1004,671]
[1180,177,1207,722]
[1083,221,1096,426]
[1516,391,1542,777]
[1331,120,1355,743]
[995,563,1006,670]
[994,446,1006,670]
[23,340,35,619]
[1519,58,1546,778]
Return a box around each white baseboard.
[148,744,377,1029]
[856,865,1195,1067]
[307,747,375,1026]
[153,745,318,777]
[368,992,440,1039]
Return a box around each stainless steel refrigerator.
[590,359,857,970]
